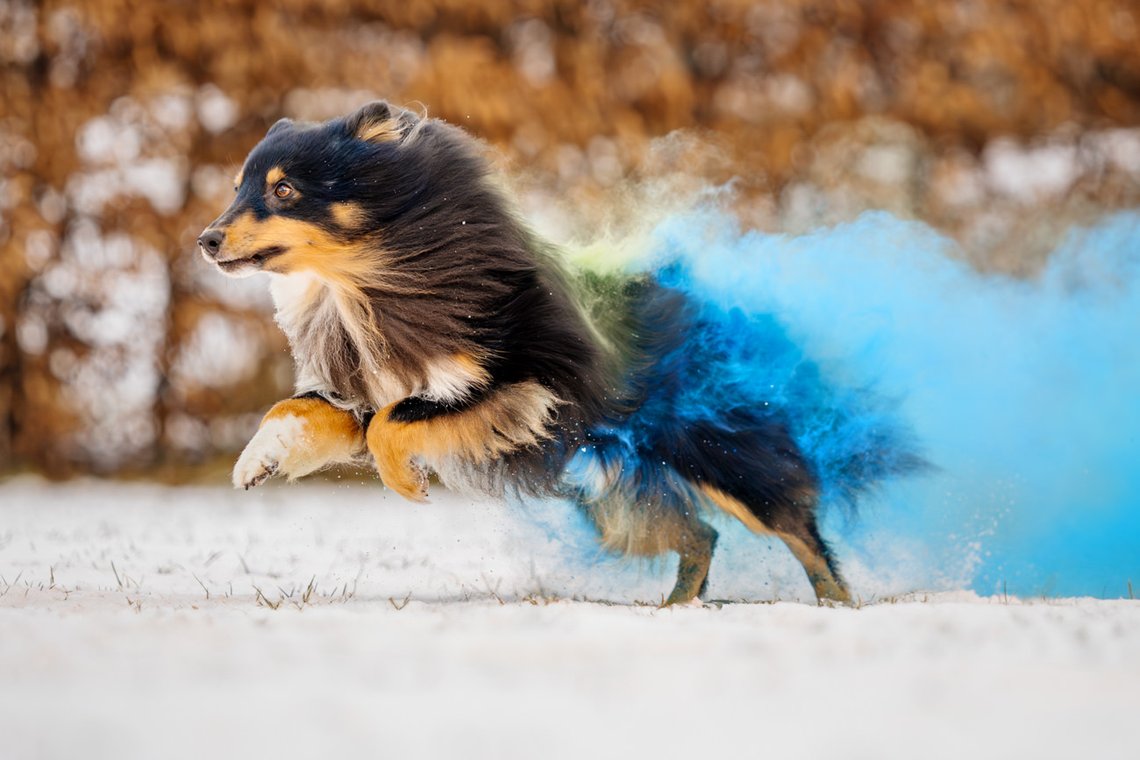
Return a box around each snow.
[1,478,1137,760]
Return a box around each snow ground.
[1,478,1137,760]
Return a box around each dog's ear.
[266,117,293,137]
[345,100,409,144]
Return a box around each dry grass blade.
[0,571,22,598]
[252,584,282,610]
[481,572,504,605]
[192,573,210,600]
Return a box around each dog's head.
[198,101,422,279]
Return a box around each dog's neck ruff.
[270,271,406,411]
[269,269,530,414]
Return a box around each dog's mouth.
[215,246,287,273]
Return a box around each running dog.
[199,101,921,605]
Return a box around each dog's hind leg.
[771,519,851,606]
[701,484,850,605]
[663,520,719,606]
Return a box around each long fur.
[200,101,923,604]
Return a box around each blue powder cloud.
[642,209,1140,598]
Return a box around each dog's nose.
[197,229,224,258]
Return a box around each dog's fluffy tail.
[567,269,925,524]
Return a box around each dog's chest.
[269,273,405,407]
[268,273,494,414]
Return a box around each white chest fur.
[268,272,399,405]
[267,271,486,410]
[269,271,323,336]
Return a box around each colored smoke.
[524,204,1139,601]
[630,208,1140,599]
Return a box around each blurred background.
[1,0,1138,480]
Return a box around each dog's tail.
[569,273,926,523]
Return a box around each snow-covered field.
[1,478,1137,760]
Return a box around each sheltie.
[199,101,921,605]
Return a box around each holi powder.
[522,206,1140,601]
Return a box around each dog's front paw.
[232,415,307,489]
[233,451,280,490]
[380,459,430,502]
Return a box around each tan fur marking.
[222,213,378,284]
[366,381,559,501]
[233,168,244,189]
[261,397,365,473]
[330,201,367,229]
[700,484,774,536]
[452,353,489,383]
[266,166,285,186]
[358,118,404,143]
[420,352,492,402]
[700,485,848,603]
[776,532,852,604]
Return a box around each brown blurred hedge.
[1,0,1137,476]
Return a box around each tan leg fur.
[232,397,365,489]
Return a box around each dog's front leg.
[233,395,365,489]
[365,384,555,502]
[365,402,434,502]
[365,395,487,502]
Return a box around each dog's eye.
[273,181,294,199]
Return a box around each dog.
[199,101,920,605]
